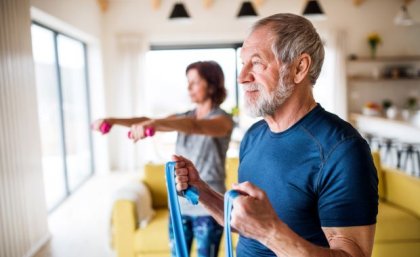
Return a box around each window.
[145,46,240,116]
[143,45,244,160]
[31,23,94,211]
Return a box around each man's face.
[239,26,294,117]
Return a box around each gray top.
[175,107,233,216]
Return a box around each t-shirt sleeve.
[317,137,379,227]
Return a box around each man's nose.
[238,65,254,84]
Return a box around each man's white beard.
[243,71,294,118]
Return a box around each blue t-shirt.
[236,104,378,257]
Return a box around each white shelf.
[348,56,420,62]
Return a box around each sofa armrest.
[382,166,420,217]
[112,200,137,257]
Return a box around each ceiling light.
[237,1,258,18]
[394,5,415,26]
[302,0,326,20]
[169,2,190,20]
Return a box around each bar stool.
[397,143,420,177]
[361,133,381,151]
[378,137,400,168]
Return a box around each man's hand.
[230,182,282,245]
[230,182,375,257]
[172,155,203,192]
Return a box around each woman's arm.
[91,114,178,133]
[91,117,150,131]
[130,115,233,141]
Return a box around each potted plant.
[367,32,382,59]
[401,97,418,121]
[382,99,397,119]
[362,101,381,116]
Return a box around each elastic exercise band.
[165,162,238,257]
[165,162,199,257]
[224,190,239,257]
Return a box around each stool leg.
[416,151,420,177]
[403,151,409,171]
[408,151,415,176]
[397,149,402,169]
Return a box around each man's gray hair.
[252,13,325,85]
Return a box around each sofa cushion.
[383,167,420,217]
[143,163,168,209]
[134,209,170,253]
[375,201,420,242]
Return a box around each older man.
[174,13,378,257]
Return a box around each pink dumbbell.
[128,127,155,139]
[99,121,112,134]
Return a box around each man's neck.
[264,89,317,133]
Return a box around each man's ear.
[293,53,311,84]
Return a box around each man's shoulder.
[302,108,365,158]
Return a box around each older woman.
[92,60,233,257]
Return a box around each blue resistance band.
[165,162,239,257]
[224,190,239,257]
[165,162,199,257]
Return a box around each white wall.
[103,0,420,54]
[101,0,420,170]
[30,0,110,174]
[30,0,102,39]
[0,0,50,256]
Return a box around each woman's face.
[187,68,209,104]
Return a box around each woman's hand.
[172,155,203,192]
[91,118,113,134]
[91,119,105,131]
[129,120,156,142]
[230,182,282,246]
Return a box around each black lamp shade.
[303,0,325,16]
[169,3,190,19]
[237,1,258,18]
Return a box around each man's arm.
[265,223,375,257]
[230,182,376,257]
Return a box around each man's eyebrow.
[250,53,262,59]
[241,52,262,61]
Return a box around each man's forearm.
[266,222,363,257]
[195,182,225,225]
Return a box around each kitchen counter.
[350,113,420,144]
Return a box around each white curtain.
[108,33,151,172]
[314,29,348,120]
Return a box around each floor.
[34,172,141,257]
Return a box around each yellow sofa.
[112,158,239,257]
[372,152,420,257]
[112,155,420,257]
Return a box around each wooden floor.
[33,172,141,257]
